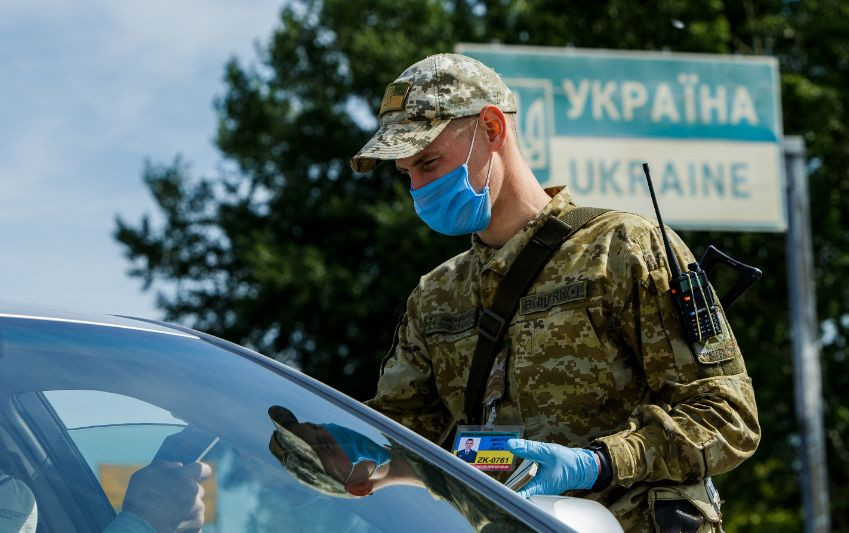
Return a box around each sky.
[0,0,283,319]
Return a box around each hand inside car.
[122,460,212,533]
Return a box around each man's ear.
[479,105,508,151]
[345,479,375,497]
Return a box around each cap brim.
[350,119,450,173]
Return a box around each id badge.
[452,425,523,471]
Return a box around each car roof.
[0,300,196,338]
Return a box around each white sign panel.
[457,44,785,232]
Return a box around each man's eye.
[421,158,439,170]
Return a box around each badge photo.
[452,425,523,472]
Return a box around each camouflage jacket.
[366,187,760,531]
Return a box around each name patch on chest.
[519,281,588,315]
[424,309,478,335]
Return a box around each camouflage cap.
[267,406,353,498]
[350,53,517,173]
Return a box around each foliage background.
[114,1,849,530]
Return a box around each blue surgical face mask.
[322,423,392,475]
[409,122,493,236]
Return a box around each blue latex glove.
[506,438,598,497]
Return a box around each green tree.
[115,1,849,530]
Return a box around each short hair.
[449,112,519,143]
[466,438,474,443]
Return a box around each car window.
[42,390,190,513]
[0,317,539,533]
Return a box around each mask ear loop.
[482,156,494,190]
[343,460,378,486]
[464,122,479,165]
[465,119,493,192]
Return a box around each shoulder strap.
[464,207,611,424]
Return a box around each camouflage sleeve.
[594,224,761,487]
[364,285,454,443]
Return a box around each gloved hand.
[506,438,598,497]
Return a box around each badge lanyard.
[451,347,523,472]
[482,347,509,429]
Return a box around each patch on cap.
[379,81,412,117]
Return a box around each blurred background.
[2,1,848,531]
[0,0,281,318]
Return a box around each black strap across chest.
[463,207,611,425]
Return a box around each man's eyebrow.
[395,152,434,173]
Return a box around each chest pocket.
[513,300,636,435]
[424,309,478,415]
[427,309,535,422]
[425,317,478,419]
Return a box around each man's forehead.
[394,120,470,169]
[394,146,436,170]
[290,422,329,441]
[288,422,315,440]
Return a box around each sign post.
[458,44,828,531]
[784,137,830,533]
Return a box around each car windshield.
[0,316,539,532]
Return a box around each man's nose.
[409,173,428,191]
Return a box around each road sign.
[457,44,785,232]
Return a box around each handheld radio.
[641,163,762,344]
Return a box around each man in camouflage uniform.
[350,53,760,532]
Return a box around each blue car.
[0,303,621,532]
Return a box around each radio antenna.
[642,163,682,278]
